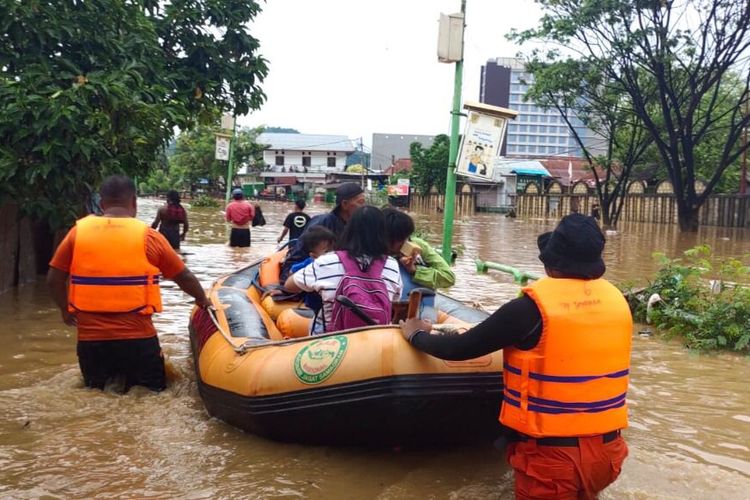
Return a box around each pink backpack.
[329,251,392,331]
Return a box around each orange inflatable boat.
[189,250,503,446]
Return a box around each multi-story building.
[255,133,356,193]
[479,57,603,158]
[257,133,355,173]
[371,133,435,172]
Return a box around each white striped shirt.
[292,251,403,332]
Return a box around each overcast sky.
[242,0,543,148]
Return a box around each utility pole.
[360,137,365,190]
[440,0,466,263]
[224,114,238,206]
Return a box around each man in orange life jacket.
[400,213,632,499]
[47,175,210,393]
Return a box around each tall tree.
[524,59,653,229]
[410,135,450,195]
[0,0,267,229]
[512,0,750,231]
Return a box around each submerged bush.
[191,195,221,208]
[624,245,750,354]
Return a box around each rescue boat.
[189,250,504,446]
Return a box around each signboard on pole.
[456,102,518,181]
[215,135,231,161]
[221,113,235,131]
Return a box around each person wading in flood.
[151,190,189,250]
[400,214,632,499]
[280,182,366,280]
[225,188,255,247]
[47,175,210,393]
[277,198,310,244]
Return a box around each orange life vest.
[68,215,162,315]
[500,277,632,437]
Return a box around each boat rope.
[205,305,255,355]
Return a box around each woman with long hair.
[284,205,402,333]
[151,190,189,250]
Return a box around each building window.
[327,156,336,167]
[302,156,311,167]
[275,155,284,166]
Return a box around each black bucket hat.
[537,213,606,279]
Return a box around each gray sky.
[242,0,542,147]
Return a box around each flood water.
[2,198,750,499]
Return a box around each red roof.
[384,158,412,176]
[540,157,600,186]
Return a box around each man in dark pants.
[225,188,255,247]
[277,198,310,244]
[400,214,632,499]
[47,175,210,393]
[280,182,366,279]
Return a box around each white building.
[257,133,356,173]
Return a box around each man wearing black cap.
[280,182,365,278]
[400,214,632,499]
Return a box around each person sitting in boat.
[280,182,366,280]
[284,206,402,333]
[383,207,455,290]
[283,226,336,333]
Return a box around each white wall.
[262,150,349,171]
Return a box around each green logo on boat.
[294,335,348,385]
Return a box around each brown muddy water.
[1,198,750,499]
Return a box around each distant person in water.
[225,188,255,247]
[277,199,310,244]
[151,190,189,250]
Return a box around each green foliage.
[626,246,750,353]
[523,58,653,228]
[410,135,449,195]
[0,0,267,229]
[510,0,750,231]
[191,195,221,208]
[144,124,265,193]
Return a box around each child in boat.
[285,226,336,334]
[284,206,402,334]
[289,226,336,274]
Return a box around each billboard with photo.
[456,103,517,182]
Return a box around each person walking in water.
[280,182,366,279]
[225,188,255,247]
[277,199,310,244]
[151,190,189,250]
[47,175,210,393]
[400,214,632,499]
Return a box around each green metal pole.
[441,0,466,263]
[224,115,238,206]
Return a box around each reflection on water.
[1,198,749,499]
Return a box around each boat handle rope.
[204,304,320,355]
[203,304,410,354]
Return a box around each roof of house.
[384,158,412,176]
[257,133,356,152]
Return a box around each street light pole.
[224,114,238,206]
[440,0,466,263]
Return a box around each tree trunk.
[677,205,700,232]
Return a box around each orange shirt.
[50,226,186,341]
